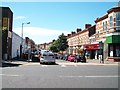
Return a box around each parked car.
[74,54,81,62]
[80,55,86,63]
[59,54,64,59]
[67,55,76,62]
[31,51,40,62]
[63,54,69,61]
[54,53,60,59]
[39,50,55,64]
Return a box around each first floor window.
[110,16,113,28]
[116,12,120,31]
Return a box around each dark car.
[54,54,60,59]
[74,54,86,63]
[74,54,81,62]
[31,51,40,62]
[80,55,86,63]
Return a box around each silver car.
[39,50,55,64]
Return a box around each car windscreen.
[43,52,54,56]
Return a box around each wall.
[12,32,26,59]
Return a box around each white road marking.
[41,65,48,67]
[59,75,119,78]
[74,64,77,67]
[0,74,20,77]
[85,75,119,78]
[61,65,66,67]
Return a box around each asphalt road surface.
[1,59,119,88]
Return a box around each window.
[2,17,9,30]
[110,16,113,28]
[98,31,100,38]
[103,22,105,30]
[116,12,120,31]
[105,21,107,30]
[103,21,107,31]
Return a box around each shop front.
[106,35,120,62]
[84,44,99,59]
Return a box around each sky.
[1,2,118,44]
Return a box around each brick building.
[95,4,120,61]
[38,42,53,51]
[25,37,36,52]
[67,3,120,62]
[67,24,92,55]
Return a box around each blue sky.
[1,2,118,44]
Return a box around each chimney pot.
[85,24,91,29]
[76,28,81,32]
[71,31,76,35]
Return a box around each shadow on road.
[40,63,59,65]
[1,62,22,68]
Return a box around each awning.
[84,44,99,50]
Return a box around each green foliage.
[49,40,59,52]
[49,33,68,53]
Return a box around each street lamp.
[20,22,30,59]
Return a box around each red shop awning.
[84,44,99,50]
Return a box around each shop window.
[109,44,120,57]
[116,12,120,31]
[115,45,120,57]
[108,45,113,57]
[115,49,120,57]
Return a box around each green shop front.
[106,35,120,62]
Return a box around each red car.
[67,55,76,62]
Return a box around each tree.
[49,40,59,53]
[57,33,68,52]
[49,33,68,53]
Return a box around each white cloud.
[14,16,26,20]
[13,27,69,44]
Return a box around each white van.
[39,50,55,64]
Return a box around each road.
[1,59,119,88]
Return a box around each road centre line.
[59,75,119,78]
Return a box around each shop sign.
[84,44,99,50]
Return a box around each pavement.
[1,59,119,67]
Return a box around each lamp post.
[20,22,30,59]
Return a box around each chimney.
[71,31,76,35]
[67,34,71,37]
[76,28,81,33]
[85,24,91,29]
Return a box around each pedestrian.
[99,55,104,63]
